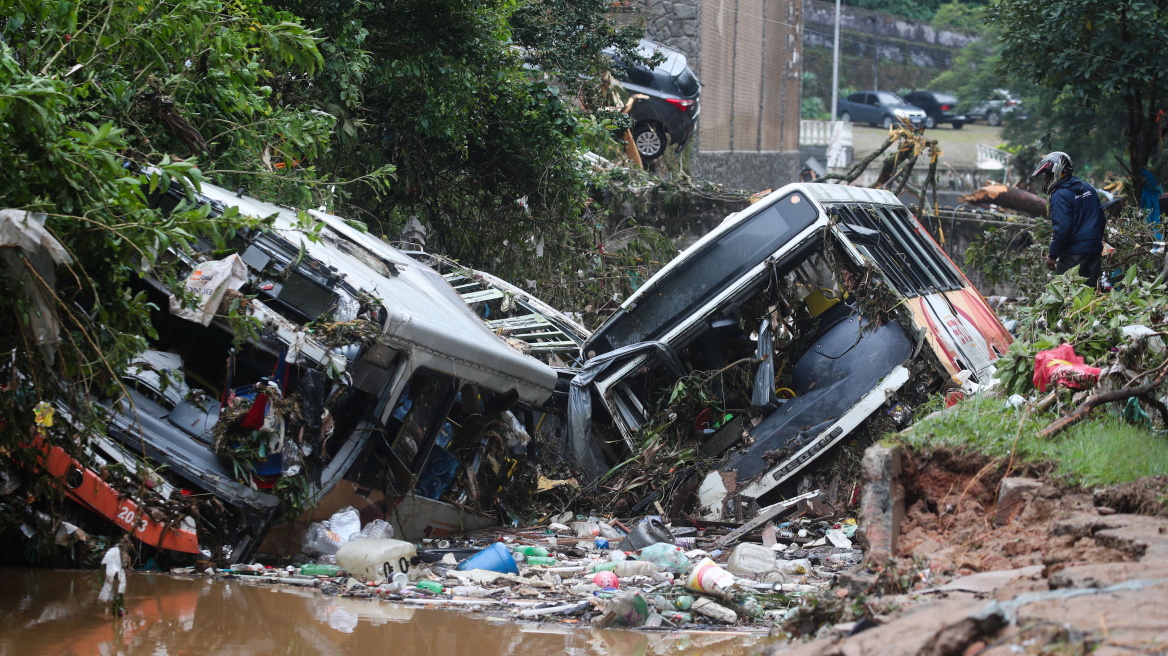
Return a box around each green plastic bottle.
[512,546,549,557]
[591,561,618,573]
[299,564,342,577]
[674,595,695,610]
[524,556,557,566]
[414,580,444,594]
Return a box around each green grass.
[900,394,1168,487]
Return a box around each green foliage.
[802,95,829,120]
[0,0,327,446]
[902,394,1168,486]
[992,259,1167,396]
[930,2,983,34]
[278,0,654,315]
[989,0,1168,196]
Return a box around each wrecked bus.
[569,183,1011,511]
[46,181,565,561]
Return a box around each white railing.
[800,120,852,168]
[976,143,1012,171]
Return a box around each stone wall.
[639,0,702,75]
[692,151,804,194]
[803,0,977,51]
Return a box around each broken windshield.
[589,192,818,354]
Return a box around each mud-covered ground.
[764,446,1168,655]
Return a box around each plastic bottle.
[640,543,692,573]
[692,597,738,624]
[301,522,343,556]
[594,538,609,549]
[612,560,660,577]
[449,585,490,598]
[774,558,813,576]
[298,563,342,577]
[737,595,764,619]
[524,556,557,566]
[512,546,549,557]
[335,538,418,582]
[356,519,395,541]
[414,580,444,594]
[674,595,695,610]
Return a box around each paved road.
[850,122,1007,169]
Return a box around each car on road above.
[903,90,967,129]
[836,91,926,129]
[612,40,702,160]
[966,89,1024,126]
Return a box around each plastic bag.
[591,591,650,628]
[1033,344,1101,392]
[329,506,362,544]
[168,254,247,326]
[639,542,692,573]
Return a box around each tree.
[990,0,1168,198]
[0,0,329,441]
[277,0,651,312]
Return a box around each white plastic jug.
[336,538,417,582]
[725,542,777,577]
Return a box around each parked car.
[612,39,701,160]
[966,89,1024,126]
[836,91,927,128]
[903,90,967,129]
[569,183,1012,508]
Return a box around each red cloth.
[1033,344,1101,392]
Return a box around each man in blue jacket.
[1032,151,1106,287]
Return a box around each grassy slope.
[898,394,1168,487]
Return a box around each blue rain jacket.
[1048,176,1105,259]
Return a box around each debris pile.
[171,497,865,631]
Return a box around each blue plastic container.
[456,542,519,574]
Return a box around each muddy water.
[0,568,772,656]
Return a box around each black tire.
[987,110,1002,127]
[924,115,937,129]
[951,121,965,130]
[632,123,666,160]
[881,115,894,130]
[840,111,852,123]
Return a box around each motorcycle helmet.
[1032,151,1073,193]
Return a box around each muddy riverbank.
[0,568,773,656]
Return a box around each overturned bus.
[33,181,572,561]
[570,183,1011,512]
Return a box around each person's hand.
[1045,256,1057,271]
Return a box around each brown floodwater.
[0,568,775,656]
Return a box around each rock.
[856,444,905,565]
[994,477,1043,525]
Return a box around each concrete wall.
[637,0,804,191]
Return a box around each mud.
[0,567,772,656]
[896,448,1131,577]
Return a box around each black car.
[612,40,701,160]
[902,91,966,129]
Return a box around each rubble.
[158,492,865,633]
